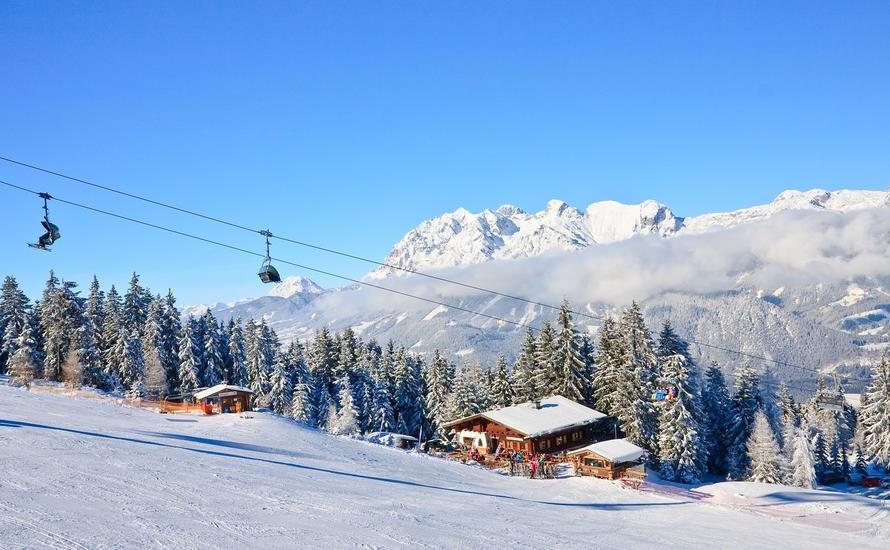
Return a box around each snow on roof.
[567,438,647,463]
[194,384,253,400]
[443,395,607,439]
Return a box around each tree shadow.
[0,419,685,510]
[132,430,322,460]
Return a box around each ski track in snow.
[1,384,888,549]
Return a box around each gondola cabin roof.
[442,395,607,439]
[567,438,646,463]
[194,384,254,401]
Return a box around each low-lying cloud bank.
[315,207,890,313]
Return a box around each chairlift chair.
[258,229,282,283]
[28,192,60,251]
[816,374,846,412]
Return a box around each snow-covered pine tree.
[40,277,80,382]
[701,361,730,475]
[290,380,314,424]
[812,430,829,482]
[854,445,868,475]
[7,320,37,386]
[614,302,659,453]
[371,373,396,432]
[789,427,816,489]
[177,316,201,397]
[330,374,360,436]
[423,349,453,436]
[0,276,30,374]
[308,328,337,398]
[227,318,248,386]
[143,340,167,399]
[726,364,762,479]
[746,410,785,484]
[122,272,151,336]
[268,349,294,415]
[532,321,558,397]
[656,333,706,484]
[100,285,123,381]
[159,290,182,391]
[392,347,422,435]
[511,328,539,403]
[491,356,515,407]
[201,311,224,387]
[554,301,587,402]
[120,330,146,398]
[313,376,334,429]
[591,316,623,416]
[860,355,890,467]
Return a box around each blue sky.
[1,1,888,305]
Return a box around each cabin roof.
[567,438,646,463]
[194,384,254,400]
[442,395,607,439]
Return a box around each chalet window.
[539,439,549,450]
[555,435,566,446]
[571,431,581,442]
[584,458,605,468]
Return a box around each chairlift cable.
[0,165,871,378]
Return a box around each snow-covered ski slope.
[1,384,888,549]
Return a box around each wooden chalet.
[442,395,610,455]
[194,384,253,414]
[567,438,647,481]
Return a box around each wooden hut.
[441,396,610,455]
[567,438,647,481]
[193,384,253,414]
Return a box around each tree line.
[1,272,889,485]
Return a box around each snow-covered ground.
[1,384,888,549]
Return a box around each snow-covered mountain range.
[370,189,888,277]
[191,188,890,384]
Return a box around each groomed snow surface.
[1,383,889,549]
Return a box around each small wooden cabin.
[193,384,253,414]
[442,396,610,455]
[567,438,647,480]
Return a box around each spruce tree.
[331,375,360,436]
[657,350,706,484]
[860,355,890,467]
[746,410,784,484]
[392,347,421,435]
[812,430,829,482]
[201,311,224,387]
[554,301,587,402]
[227,318,248,386]
[854,445,868,475]
[291,381,314,424]
[159,290,182,391]
[7,321,37,386]
[121,330,146,398]
[0,276,30,374]
[371,374,396,432]
[423,350,453,436]
[511,328,539,403]
[592,316,623,415]
[726,364,762,479]
[789,428,816,489]
[701,362,730,475]
[614,303,659,452]
[268,350,294,415]
[532,321,557,396]
[177,317,200,396]
[491,356,515,407]
[100,285,123,381]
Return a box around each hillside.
[1,382,888,549]
[193,195,890,376]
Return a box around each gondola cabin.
[193,384,253,415]
[442,395,610,455]
[567,439,647,481]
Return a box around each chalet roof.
[194,384,254,400]
[443,396,607,439]
[567,438,646,463]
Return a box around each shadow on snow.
[0,418,684,510]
